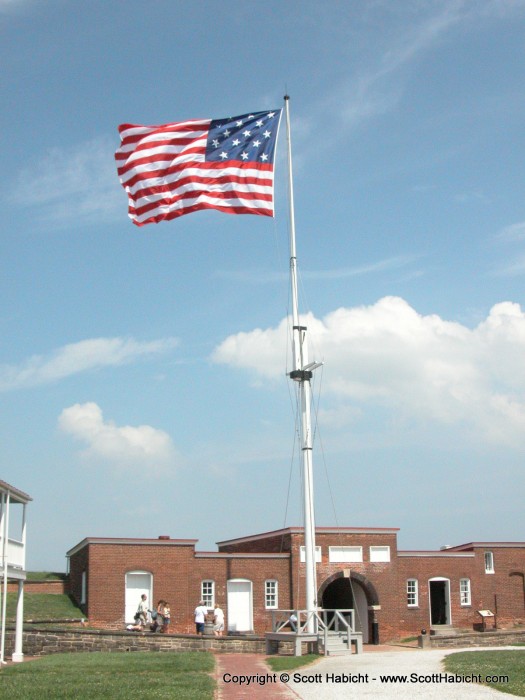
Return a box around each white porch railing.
[0,538,25,570]
[271,608,355,634]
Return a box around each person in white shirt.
[213,604,225,636]
[126,593,149,631]
[194,600,208,635]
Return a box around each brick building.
[66,527,525,642]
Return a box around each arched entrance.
[318,572,379,644]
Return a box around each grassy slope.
[6,593,84,621]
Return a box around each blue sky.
[2,0,525,571]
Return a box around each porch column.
[12,579,24,662]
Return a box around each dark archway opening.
[320,576,369,643]
[322,577,354,609]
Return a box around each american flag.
[115,109,282,226]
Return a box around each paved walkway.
[215,653,298,699]
[215,646,525,699]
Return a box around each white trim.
[329,546,362,563]
[300,546,322,563]
[265,580,278,609]
[484,551,495,574]
[370,545,390,562]
[201,580,215,609]
[398,551,474,558]
[407,578,418,607]
[428,577,452,626]
[460,578,471,606]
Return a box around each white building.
[0,480,31,663]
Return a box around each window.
[460,578,471,606]
[407,579,418,607]
[370,546,390,562]
[81,571,87,605]
[484,552,495,574]
[201,580,215,609]
[299,546,322,563]
[329,546,362,563]
[265,580,278,609]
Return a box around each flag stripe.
[133,183,272,214]
[130,175,275,205]
[124,162,274,194]
[115,109,282,225]
[130,197,274,226]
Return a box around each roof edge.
[66,537,198,557]
[217,525,400,547]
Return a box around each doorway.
[227,579,253,632]
[125,571,152,624]
[321,576,369,643]
[429,578,451,626]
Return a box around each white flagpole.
[284,95,320,633]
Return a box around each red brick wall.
[471,547,525,626]
[70,542,291,634]
[68,535,525,640]
[287,532,401,641]
[397,547,525,638]
[7,580,66,594]
[397,555,476,637]
[219,533,293,554]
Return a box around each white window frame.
[460,578,471,606]
[299,546,322,563]
[484,551,495,574]
[407,578,418,607]
[265,580,278,609]
[329,546,363,563]
[201,580,215,609]
[370,546,390,562]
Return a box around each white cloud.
[59,402,178,474]
[9,136,123,226]
[0,336,178,391]
[213,255,418,284]
[326,2,466,133]
[212,297,525,448]
[496,221,525,242]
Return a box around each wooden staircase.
[319,630,363,656]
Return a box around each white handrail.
[271,609,355,634]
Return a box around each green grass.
[444,650,525,697]
[26,572,67,581]
[266,653,320,672]
[0,651,215,699]
[6,593,84,621]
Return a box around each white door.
[353,584,369,643]
[125,571,152,624]
[227,579,253,632]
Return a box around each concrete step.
[431,625,458,636]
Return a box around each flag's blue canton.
[205,110,281,164]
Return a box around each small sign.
[478,610,494,617]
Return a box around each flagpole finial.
[284,94,290,101]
